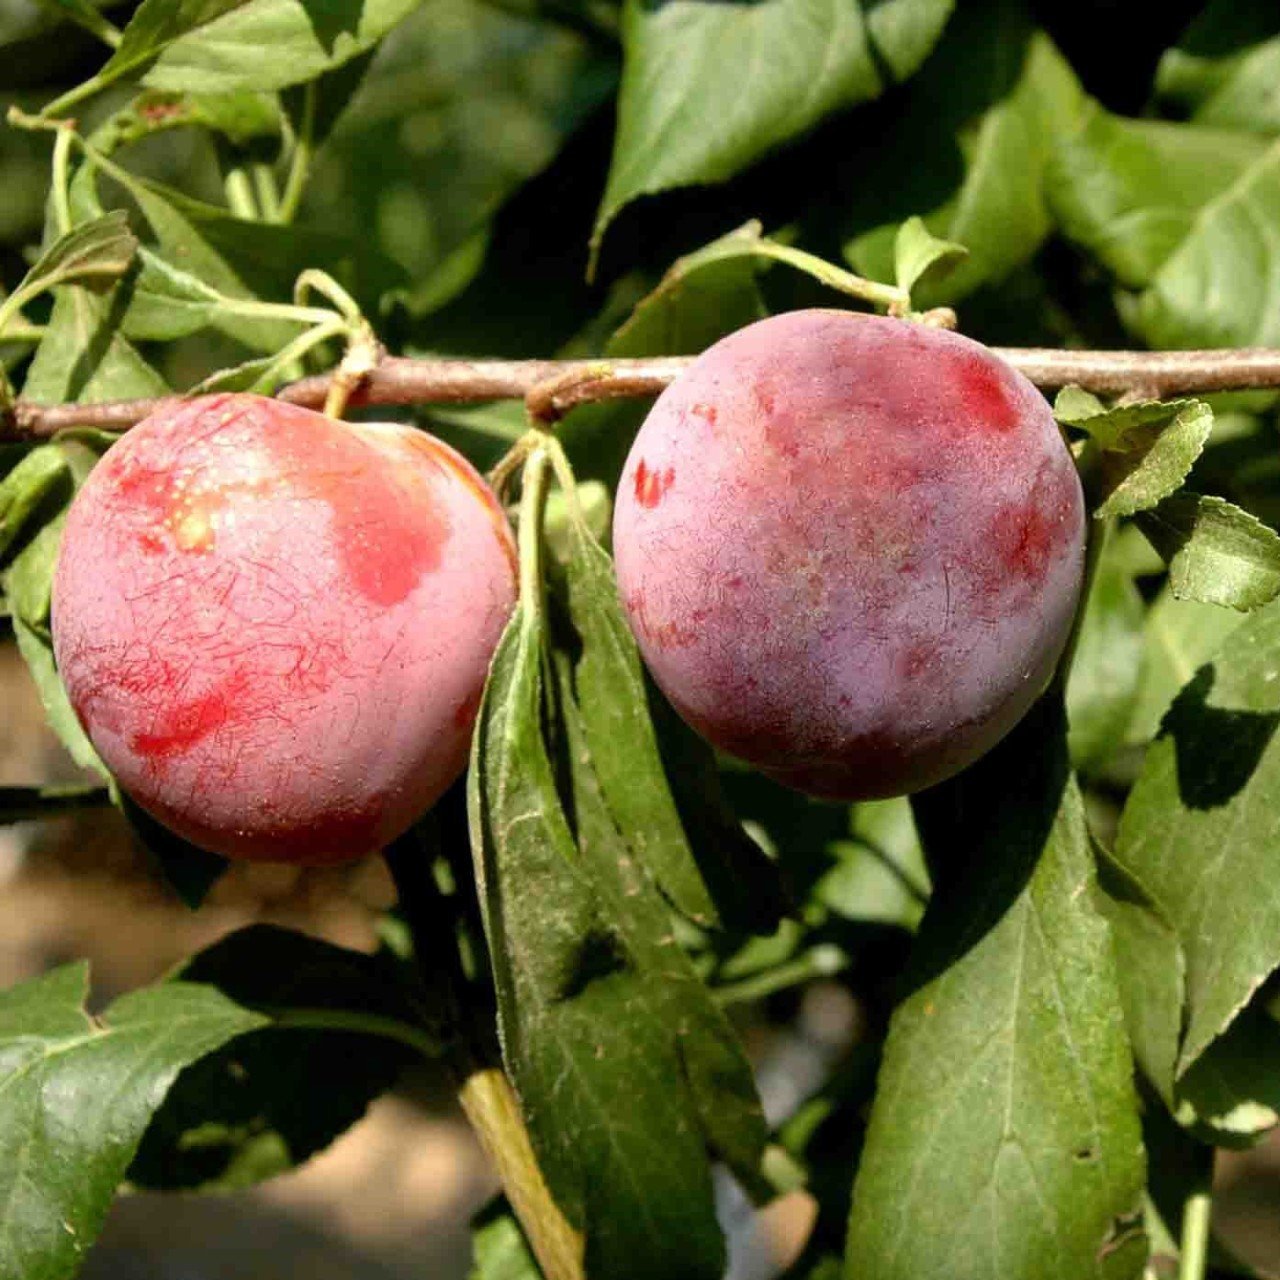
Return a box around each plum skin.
[612,310,1085,800]
[52,393,517,863]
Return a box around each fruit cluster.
[52,311,1084,862]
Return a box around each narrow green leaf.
[559,497,783,932]
[558,514,713,922]
[469,597,767,1279]
[0,964,266,1280]
[23,283,168,406]
[845,696,1146,1280]
[893,215,967,298]
[130,925,427,1190]
[593,0,954,260]
[11,616,108,779]
[1136,493,1280,611]
[1114,598,1280,1074]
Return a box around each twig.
[6,346,1280,441]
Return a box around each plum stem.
[13,346,1280,440]
[518,445,553,616]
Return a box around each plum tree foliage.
[2,2,1280,1280]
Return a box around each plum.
[52,393,516,862]
[613,310,1085,800]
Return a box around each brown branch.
[6,347,1280,441]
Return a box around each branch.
[6,346,1280,441]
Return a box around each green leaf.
[1047,103,1269,290]
[1114,597,1280,1074]
[1156,0,1280,135]
[1066,527,1146,770]
[593,0,954,260]
[1093,845,1183,1111]
[8,209,136,305]
[1135,139,1280,349]
[845,696,1146,1280]
[892,215,967,298]
[1174,1002,1280,1148]
[0,964,266,1280]
[11,614,109,780]
[556,490,781,932]
[1056,394,1215,520]
[605,223,771,357]
[842,3,1084,306]
[468,596,767,1279]
[0,445,68,564]
[23,282,168,405]
[1126,587,1245,745]
[130,925,427,1191]
[305,0,613,307]
[470,1197,542,1280]
[141,0,426,96]
[1135,493,1280,611]
[814,799,929,931]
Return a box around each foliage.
[3,2,1280,1279]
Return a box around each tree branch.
[6,346,1280,441]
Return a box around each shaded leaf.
[1156,0,1280,135]
[1126,587,1245,745]
[842,2,1083,305]
[130,925,427,1190]
[1135,493,1280,611]
[118,793,228,909]
[845,696,1146,1280]
[0,964,265,1280]
[11,614,108,779]
[1114,598,1280,1073]
[594,0,954,259]
[1175,1002,1280,1148]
